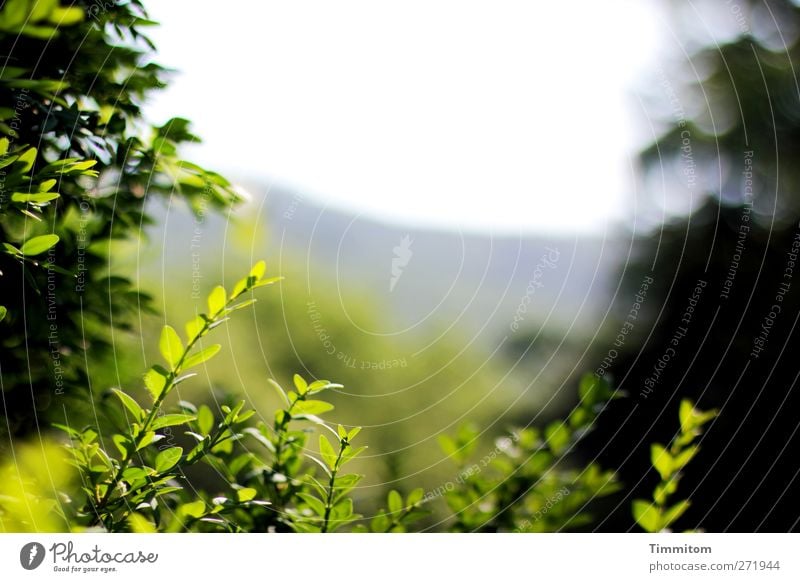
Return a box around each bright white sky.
[145,1,663,234]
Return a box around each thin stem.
[321,441,347,533]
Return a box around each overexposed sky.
[145,1,663,234]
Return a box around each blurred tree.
[585,0,800,531]
[0,0,240,440]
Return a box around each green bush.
[0,1,719,534]
[0,263,715,532]
[0,0,240,438]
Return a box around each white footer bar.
[0,533,796,581]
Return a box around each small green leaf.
[231,277,249,298]
[180,500,206,519]
[197,404,214,435]
[48,6,84,26]
[293,400,334,416]
[0,306,6,322]
[12,191,60,204]
[406,488,425,506]
[308,380,342,394]
[387,490,403,514]
[297,492,326,516]
[152,414,195,430]
[371,511,390,532]
[136,431,157,451]
[662,500,690,528]
[341,445,367,464]
[16,147,36,172]
[38,178,57,192]
[679,399,696,433]
[128,513,156,533]
[236,487,257,503]
[319,434,338,470]
[249,260,266,281]
[293,373,308,395]
[159,325,183,368]
[544,421,570,454]
[182,344,221,369]
[143,366,169,401]
[154,447,183,472]
[67,159,97,171]
[650,443,673,480]
[267,379,290,407]
[207,285,226,315]
[20,234,59,255]
[111,388,143,421]
[632,499,662,533]
[185,315,205,343]
[112,434,130,459]
[671,446,698,472]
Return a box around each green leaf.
[207,285,226,315]
[128,513,156,533]
[406,488,425,506]
[48,6,84,26]
[0,306,6,322]
[38,178,57,192]
[544,421,570,454]
[197,404,214,435]
[154,447,183,472]
[159,325,183,368]
[230,298,257,311]
[671,446,698,472]
[679,399,717,433]
[371,511,390,532]
[12,191,60,204]
[319,434,338,470]
[341,445,367,464]
[632,499,662,533]
[679,399,696,433]
[578,373,606,407]
[236,487,257,503]
[293,400,334,416]
[308,380,342,394]
[249,260,266,281]
[112,434,130,459]
[332,497,354,521]
[662,500,690,528]
[111,388,143,421]
[180,500,206,519]
[293,373,308,394]
[16,147,36,172]
[650,443,673,480]
[297,492,326,516]
[152,414,196,430]
[143,366,169,401]
[387,490,403,514]
[182,344,221,369]
[185,315,206,343]
[136,431,157,451]
[67,159,97,171]
[20,234,59,255]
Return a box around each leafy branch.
[632,399,718,532]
